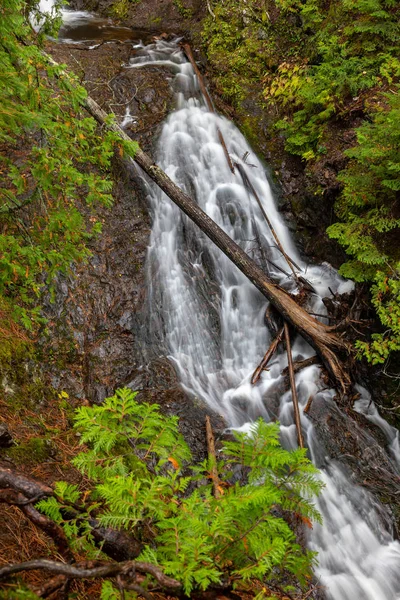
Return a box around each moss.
[240,115,261,149]
[108,0,141,20]
[173,0,193,18]
[7,436,54,465]
[150,16,162,25]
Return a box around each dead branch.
[0,559,182,591]
[284,323,304,448]
[0,466,53,499]
[281,355,319,377]
[22,503,75,562]
[33,575,68,598]
[235,162,301,279]
[303,396,314,415]
[251,327,284,384]
[206,0,216,19]
[0,467,141,561]
[181,43,235,173]
[205,416,221,499]
[264,304,281,336]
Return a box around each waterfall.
[33,1,400,591]
[127,39,400,600]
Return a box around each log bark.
[284,323,304,448]
[0,559,182,590]
[281,355,319,377]
[83,93,351,393]
[0,467,141,562]
[0,466,53,499]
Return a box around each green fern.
[38,388,323,596]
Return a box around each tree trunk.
[83,95,351,393]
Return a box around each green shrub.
[328,90,400,363]
[0,0,136,330]
[38,388,323,597]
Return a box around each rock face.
[69,0,205,33]
[309,395,400,531]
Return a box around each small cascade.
[128,39,400,600]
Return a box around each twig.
[33,575,68,598]
[205,415,221,499]
[284,322,304,448]
[235,162,301,278]
[206,0,216,19]
[281,355,319,377]
[181,43,234,173]
[251,327,284,384]
[303,396,314,415]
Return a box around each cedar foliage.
[0,0,137,331]
[38,388,323,598]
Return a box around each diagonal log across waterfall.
[83,95,352,393]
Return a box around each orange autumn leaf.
[301,515,313,529]
[168,456,179,470]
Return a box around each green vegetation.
[173,0,193,19]
[202,0,400,363]
[328,93,400,362]
[109,0,141,20]
[0,0,129,332]
[37,388,323,598]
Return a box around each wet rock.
[309,394,400,530]
[0,424,14,448]
[142,88,156,104]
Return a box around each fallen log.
[0,559,182,591]
[284,323,304,448]
[43,52,351,393]
[0,467,141,562]
[82,93,351,393]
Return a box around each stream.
[44,6,400,599]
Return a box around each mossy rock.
[6,436,55,465]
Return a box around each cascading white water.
[128,39,400,599]
[32,1,400,591]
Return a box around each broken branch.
[284,322,304,448]
[235,162,301,278]
[181,43,235,173]
[0,559,182,591]
[251,327,284,384]
[205,415,221,499]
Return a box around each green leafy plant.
[202,0,400,361]
[38,388,323,597]
[327,90,400,363]
[0,0,138,330]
